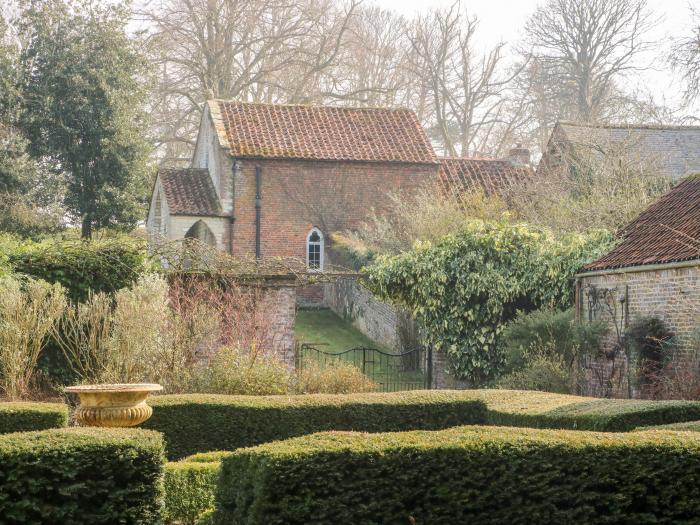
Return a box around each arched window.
[306,228,324,270]
[185,219,217,247]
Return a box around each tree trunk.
[81,215,92,239]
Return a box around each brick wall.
[297,284,325,307]
[229,158,438,261]
[578,264,700,396]
[257,284,297,368]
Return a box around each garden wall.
[324,277,410,351]
[251,281,297,369]
[577,264,700,396]
[324,277,452,387]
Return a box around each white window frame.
[306,227,324,271]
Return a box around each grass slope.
[295,308,388,353]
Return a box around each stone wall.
[324,277,409,351]
[323,277,455,389]
[578,264,700,396]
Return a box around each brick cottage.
[576,175,700,395]
[147,100,440,265]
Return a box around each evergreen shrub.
[0,427,164,524]
[215,425,700,524]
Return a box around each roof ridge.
[441,156,502,161]
[159,167,209,172]
[558,120,700,131]
[211,99,414,113]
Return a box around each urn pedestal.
[64,383,163,427]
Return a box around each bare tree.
[139,0,361,162]
[523,0,657,123]
[671,6,700,105]
[135,0,674,164]
[408,3,522,157]
[323,5,418,109]
[511,132,673,235]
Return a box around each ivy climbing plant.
[363,220,614,384]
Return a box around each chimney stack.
[507,144,531,166]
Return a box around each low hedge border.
[0,402,68,434]
[215,425,700,524]
[182,451,234,463]
[165,460,220,525]
[467,390,700,431]
[0,427,164,524]
[638,420,700,431]
[144,391,488,459]
[164,451,233,524]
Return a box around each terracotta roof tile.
[439,157,534,198]
[159,168,223,216]
[582,175,700,272]
[209,100,437,164]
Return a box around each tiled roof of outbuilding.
[581,175,700,272]
[158,168,223,216]
[439,157,534,197]
[208,100,438,164]
[541,122,700,182]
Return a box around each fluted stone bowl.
[64,383,163,428]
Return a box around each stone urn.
[64,383,163,428]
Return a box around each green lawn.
[295,308,388,353]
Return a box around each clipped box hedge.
[144,391,488,459]
[164,451,232,525]
[641,420,700,431]
[183,451,234,463]
[0,427,164,524]
[0,402,68,434]
[215,425,700,524]
[165,460,221,525]
[468,389,700,431]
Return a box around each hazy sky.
[373,0,698,114]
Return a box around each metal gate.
[295,343,433,392]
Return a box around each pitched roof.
[542,122,700,181]
[439,157,534,198]
[581,175,700,272]
[207,100,438,164]
[158,168,223,216]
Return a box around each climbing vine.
[363,220,614,384]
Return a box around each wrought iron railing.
[296,343,433,392]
